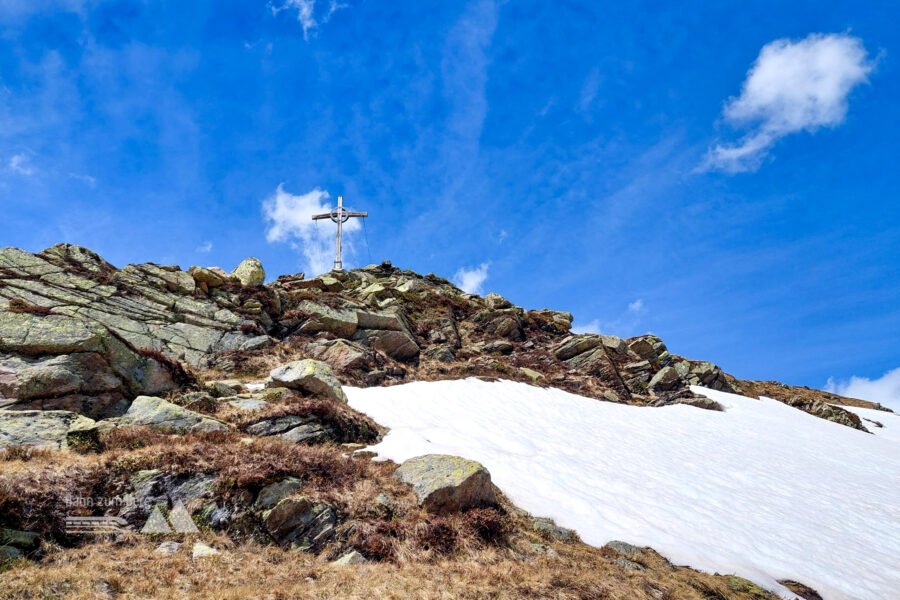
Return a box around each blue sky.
[1,0,898,402]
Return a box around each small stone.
[0,545,23,563]
[191,541,220,558]
[616,556,645,571]
[227,398,269,411]
[533,518,572,542]
[529,543,559,558]
[155,541,181,555]
[331,549,367,565]
[604,540,644,557]
[520,368,545,382]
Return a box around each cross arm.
[311,213,332,220]
[346,211,368,217]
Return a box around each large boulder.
[112,396,228,433]
[0,410,97,449]
[269,359,348,403]
[231,258,265,287]
[394,454,496,514]
[295,301,358,338]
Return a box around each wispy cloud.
[269,0,347,40]
[68,172,96,187]
[196,241,213,253]
[700,33,875,173]
[8,153,35,175]
[825,367,900,411]
[454,262,490,294]
[263,184,361,275]
[573,299,647,336]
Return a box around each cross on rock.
[312,195,367,271]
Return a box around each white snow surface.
[346,379,900,600]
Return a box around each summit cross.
[311,195,368,271]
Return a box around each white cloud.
[701,33,874,173]
[69,172,96,187]
[8,153,35,175]
[571,319,601,335]
[825,367,900,411]
[196,241,213,253]
[269,0,347,40]
[454,262,490,295]
[263,184,361,275]
[573,300,648,337]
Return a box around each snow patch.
[347,378,900,600]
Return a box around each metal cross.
[311,195,368,271]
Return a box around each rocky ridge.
[0,244,882,433]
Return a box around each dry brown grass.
[0,431,786,600]
[0,532,779,600]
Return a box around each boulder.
[355,309,406,332]
[484,293,512,309]
[231,258,265,287]
[269,360,348,403]
[480,340,514,355]
[306,339,370,372]
[552,335,601,361]
[351,328,419,361]
[280,422,327,444]
[0,410,97,449]
[394,454,496,514]
[423,345,455,363]
[262,496,337,550]
[648,366,680,391]
[600,335,628,355]
[188,266,224,288]
[113,396,228,433]
[295,301,358,338]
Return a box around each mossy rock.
[394,454,496,514]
